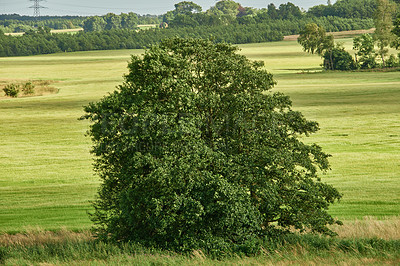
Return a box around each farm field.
[0,38,399,233]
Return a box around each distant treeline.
[162,0,379,29]
[0,14,162,33]
[0,0,382,57]
[0,17,373,57]
[0,0,384,34]
[309,0,400,19]
[308,0,378,19]
[0,16,84,33]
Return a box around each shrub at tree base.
[82,38,342,254]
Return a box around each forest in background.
[0,0,395,57]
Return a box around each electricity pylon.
[30,0,47,18]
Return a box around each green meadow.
[0,38,399,233]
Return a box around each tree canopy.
[297,23,334,56]
[82,38,342,253]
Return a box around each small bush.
[22,82,35,95]
[323,47,357,70]
[3,83,20,97]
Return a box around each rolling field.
[0,38,399,233]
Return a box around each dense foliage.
[82,38,342,252]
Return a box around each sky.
[1,0,333,17]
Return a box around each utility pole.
[30,0,47,18]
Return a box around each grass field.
[0,38,399,234]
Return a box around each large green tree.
[83,38,342,253]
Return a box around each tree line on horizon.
[0,0,383,33]
[0,0,397,57]
[0,16,373,57]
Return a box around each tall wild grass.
[1,217,399,265]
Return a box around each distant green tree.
[174,1,202,15]
[298,23,335,69]
[307,4,330,17]
[353,33,376,68]
[298,23,334,55]
[374,0,397,66]
[163,11,176,23]
[391,14,400,49]
[205,0,239,24]
[278,2,303,19]
[104,13,122,30]
[83,16,106,32]
[120,12,138,29]
[323,45,357,70]
[83,38,342,253]
[267,3,279,19]
[215,0,240,17]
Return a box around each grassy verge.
[1,230,399,265]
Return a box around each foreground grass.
[0,39,399,232]
[1,227,400,265]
